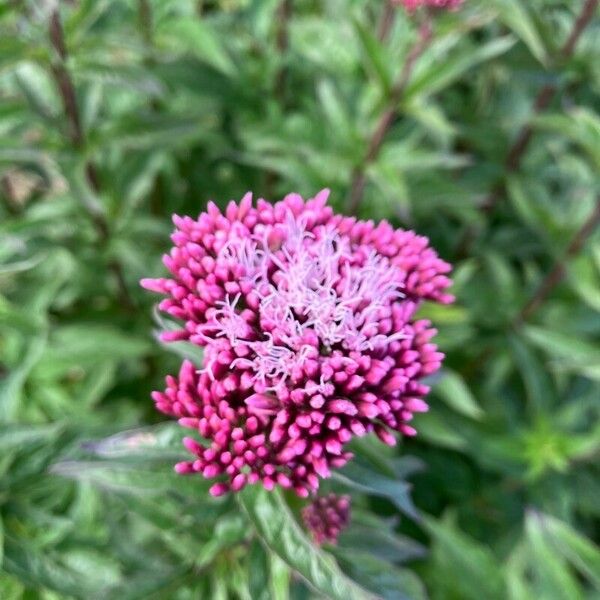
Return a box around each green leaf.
[50,460,209,497]
[542,515,600,589]
[3,535,98,597]
[334,548,426,600]
[533,109,600,169]
[0,513,4,569]
[425,515,506,600]
[82,423,190,461]
[505,543,537,600]
[0,253,45,275]
[269,554,291,600]
[247,540,271,600]
[352,17,392,93]
[434,369,484,420]
[0,423,62,452]
[525,511,583,600]
[157,18,236,76]
[338,524,426,564]
[406,36,516,99]
[0,333,47,421]
[333,460,420,520]
[238,486,375,600]
[317,80,354,145]
[34,324,151,378]
[508,335,555,414]
[523,326,600,380]
[489,0,547,65]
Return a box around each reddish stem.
[347,20,433,214]
[48,8,133,309]
[515,199,600,325]
[378,1,396,42]
[458,0,599,255]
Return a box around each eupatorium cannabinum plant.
[142,191,453,497]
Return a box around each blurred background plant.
[1,0,599,598]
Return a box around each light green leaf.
[34,324,151,378]
[269,554,291,600]
[157,18,236,76]
[406,36,516,99]
[50,460,209,497]
[0,334,47,421]
[489,0,547,65]
[434,369,484,420]
[525,512,583,600]
[82,423,191,461]
[523,326,600,380]
[352,17,392,93]
[238,486,375,600]
[543,514,600,589]
[425,515,506,600]
[0,423,62,452]
[3,536,98,598]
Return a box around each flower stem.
[514,198,600,326]
[347,19,433,215]
[378,1,396,42]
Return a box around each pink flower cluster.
[395,0,464,11]
[302,493,351,545]
[142,190,453,497]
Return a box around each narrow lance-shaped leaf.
[238,485,376,600]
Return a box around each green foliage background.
[1,0,599,598]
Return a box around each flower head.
[394,0,464,11]
[302,493,351,545]
[142,190,453,497]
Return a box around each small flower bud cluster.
[142,190,453,496]
[302,494,351,545]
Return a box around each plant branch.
[457,0,599,254]
[347,20,432,214]
[378,1,396,42]
[514,198,600,326]
[48,8,133,309]
[138,0,153,46]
